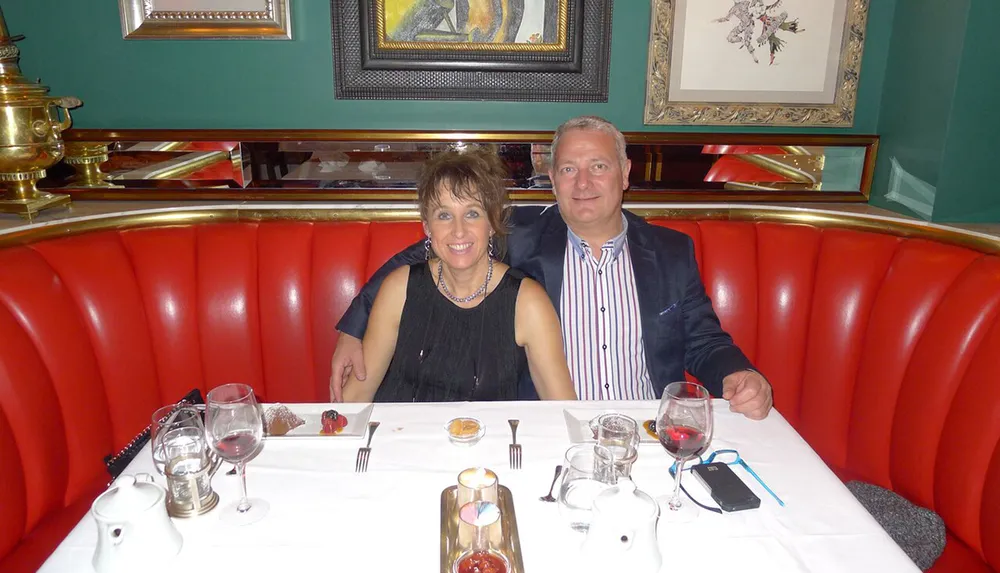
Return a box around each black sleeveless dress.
[374,263,528,402]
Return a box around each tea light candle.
[457,467,498,506]
[459,467,497,489]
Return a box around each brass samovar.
[0,7,80,217]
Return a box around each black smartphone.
[691,462,761,512]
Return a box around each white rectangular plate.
[563,408,659,444]
[262,403,374,439]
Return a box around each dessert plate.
[563,409,659,444]
[263,403,374,439]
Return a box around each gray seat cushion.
[846,481,945,571]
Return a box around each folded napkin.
[846,481,945,571]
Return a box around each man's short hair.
[550,115,628,169]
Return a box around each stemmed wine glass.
[205,383,269,525]
[655,381,713,521]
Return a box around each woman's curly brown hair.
[418,148,511,259]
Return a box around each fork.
[508,419,521,470]
[355,421,380,473]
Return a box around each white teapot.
[91,474,182,573]
[581,477,661,573]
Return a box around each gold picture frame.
[119,0,292,40]
[644,0,869,126]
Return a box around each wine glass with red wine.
[655,381,713,519]
[205,383,269,525]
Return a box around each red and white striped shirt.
[560,217,655,400]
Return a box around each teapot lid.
[592,477,658,520]
[92,475,163,520]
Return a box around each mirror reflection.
[43,139,873,195]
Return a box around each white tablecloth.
[40,400,918,573]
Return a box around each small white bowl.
[445,417,485,446]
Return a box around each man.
[331,116,772,419]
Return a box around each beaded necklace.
[437,257,493,304]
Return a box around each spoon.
[540,464,563,502]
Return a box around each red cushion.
[0,218,997,571]
[930,533,994,573]
[0,477,105,573]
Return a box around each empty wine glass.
[656,381,713,521]
[205,383,269,525]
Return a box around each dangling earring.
[488,235,496,260]
[424,237,432,261]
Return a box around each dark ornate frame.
[330,0,612,101]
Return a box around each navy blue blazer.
[336,206,754,399]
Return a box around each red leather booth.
[0,206,997,572]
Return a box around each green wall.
[933,1,1000,223]
[871,0,1000,223]
[4,1,895,133]
[869,0,968,217]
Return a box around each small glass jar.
[446,417,485,446]
[454,501,509,573]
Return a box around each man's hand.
[722,370,772,420]
[329,333,366,402]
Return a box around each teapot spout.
[49,96,82,134]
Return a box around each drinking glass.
[150,405,221,515]
[151,405,205,476]
[205,383,269,525]
[595,413,640,478]
[557,444,616,532]
[454,501,508,573]
[656,381,713,521]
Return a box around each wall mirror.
[49,130,878,202]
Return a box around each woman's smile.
[447,242,474,254]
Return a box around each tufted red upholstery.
[0,217,997,572]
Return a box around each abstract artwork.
[331,0,612,101]
[644,0,869,126]
[379,0,559,45]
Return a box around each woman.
[342,149,576,402]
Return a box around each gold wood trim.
[859,138,879,200]
[66,129,560,143]
[57,189,869,203]
[64,130,880,147]
[2,206,997,255]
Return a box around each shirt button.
[598,270,603,275]
[604,383,610,390]
[602,344,608,350]
[600,306,606,312]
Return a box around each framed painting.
[119,0,292,40]
[644,0,869,126]
[331,0,612,101]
